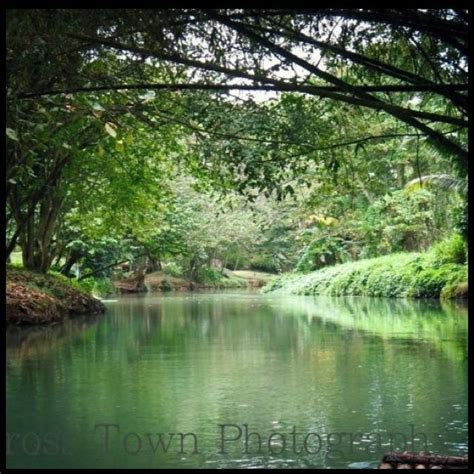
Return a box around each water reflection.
[6,292,468,469]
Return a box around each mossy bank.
[6,268,106,325]
[263,249,467,299]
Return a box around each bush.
[407,264,466,298]
[453,200,468,241]
[249,255,280,273]
[355,189,440,257]
[91,278,115,297]
[50,273,114,298]
[441,281,468,299]
[296,236,351,273]
[196,266,222,283]
[220,276,247,288]
[48,271,89,292]
[72,277,95,294]
[162,262,183,277]
[263,247,467,299]
[433,234,467,265]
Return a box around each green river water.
[6,291,468,469]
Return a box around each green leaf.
[115,140,124,152]
[105,122,117,138]
[6,128,18,141]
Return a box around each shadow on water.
[6,314,102,362]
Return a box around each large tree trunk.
[21,214,36,270]
[17,183,64,273]
[6,154,70,261]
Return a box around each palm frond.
[405,174,468,194]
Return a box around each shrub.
[91,278,115,297]
[453,200,468,241]
[49,272,114,298]
[263,248,467,299]
[433,234,467,265]
[162,262,183,278]
[7,262,24,270]
[441,281,468,299]
[193,266,221,283]
[249,255,280,273]
[72,277,95,294]
[295,235,352,273]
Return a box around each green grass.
[262,250,467,299]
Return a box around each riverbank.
[262,251,468,299]
[6,268,106,325]
[113,269,274,293]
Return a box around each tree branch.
[254,17,467,108]
[206,11,467,127]
[15,82,469,100]
[63,31,467,163]
[206,12,468,164]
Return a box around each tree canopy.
[5,8,468,279]
[9,9,468,164]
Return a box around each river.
[6,291,468,469]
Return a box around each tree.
[5,9,467,276]
[6,86,185,271]
[11,9,468,171]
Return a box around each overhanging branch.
[14,82,469,100]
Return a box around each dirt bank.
[6,268,106,325]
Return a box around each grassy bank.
[263,247,467,299]
[6,268,106,325]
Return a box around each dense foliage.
[264,234,467,298]
[6,9,468,298]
